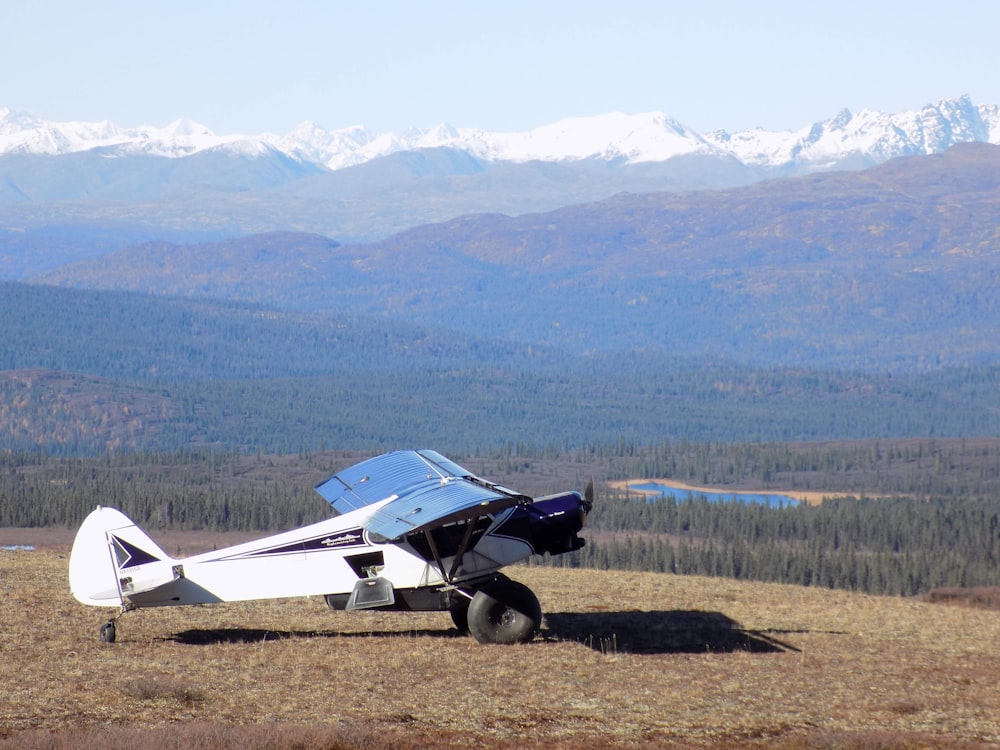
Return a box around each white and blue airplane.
[70,450,592,644]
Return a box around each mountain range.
[1,96,998,244]
[4,97,1000,372]
[3,95,997,171]
[5,99,1000,450]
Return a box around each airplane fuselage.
[69,450,591,644]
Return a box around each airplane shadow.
[165,626,468,645]
[542,610,799,654]
[166,609,797,654]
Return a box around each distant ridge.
[3,96,999,244]
[29,143,1000,371]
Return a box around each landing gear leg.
[449,591,472,633]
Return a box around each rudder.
[69,506,172,607]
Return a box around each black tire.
[449,598,470,633]
[100,621,116,644]
[467,578,541,644]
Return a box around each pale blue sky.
[4,1,997,135]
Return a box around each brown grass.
[921,587,1000,610]
[2,542,1000,749]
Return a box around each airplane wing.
[315,450,530,541]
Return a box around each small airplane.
[69,449,592,645]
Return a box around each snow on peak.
[473,111,713,163]
[0,108,125,155]
[1,96,998,173]
[0,107,41,135]
[125,118,221,156]
[704,96,1000,170]
[279,112,715,168]
[269,121,383,169]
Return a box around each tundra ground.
[2,540,999,748]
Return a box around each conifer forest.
[4,438,998,597]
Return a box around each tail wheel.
[467,577,541,644]
[99,621,116,643]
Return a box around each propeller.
[583,477,595,515]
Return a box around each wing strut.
[447,518,481,582]
[423,516,482,586]
[422,529,448,584]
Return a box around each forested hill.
[4,282,1000,454]
[0,280,560,380]
[8,145,1000,452]
[29,143,1000,371]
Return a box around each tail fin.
[69,506,173,607]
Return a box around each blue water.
[0,545,35,551]
[629,483,800,508]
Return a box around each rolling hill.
[29,143,1000,371]
[3,280,1000,454]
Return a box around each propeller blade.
[583,477,595,514]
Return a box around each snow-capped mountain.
[705,95,1000,170]
[3,95,998,174]
[0,108,274,159]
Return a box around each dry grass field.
[2,538,999,749]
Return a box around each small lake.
[628,482,801,508]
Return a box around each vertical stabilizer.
[69,507,172,607]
